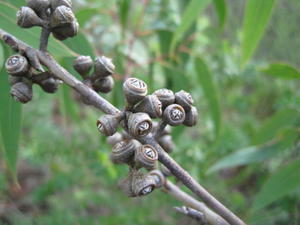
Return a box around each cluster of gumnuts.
[96,77,198,197]
[17,0,78,40]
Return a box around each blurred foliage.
[0,0,300,224]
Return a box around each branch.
[0,28,246,225]
[174,206,207,225]
[164,181,229,225]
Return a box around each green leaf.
[194,57,221,138]
[0,1,76,57]
[75,8,98,27]
[208,129,297,173]
[253,159,300,211]
[0,44,22,178]
[241,0,276,67]
[170,0,211,54]
[213,0,227,28]
[253,108,299,145]
[0,42,4,71]
[261,63,300,79]
[118,0,131,32]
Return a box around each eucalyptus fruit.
[5,54,30,77]
[163,104,186,126]
[134,144,158,170]
[111,139,140,164]
[17,6,44,28]
[127,112,153,137]
[94,56,115,78]
[10,81,33,104]
[134,95,162,118]
[183,106,198,127]
[27,0,50,16]
[93,76,114,94]
[97,114,121,136]
[123,78,148,107]
[153,89,175,109]
[73,55,93,78]
[175,90,194,112]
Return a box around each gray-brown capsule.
[134,144,158,170]
[17,7,44,28]
[50,0,72,10]
[123,78,148,107]
[134,95,162,118]
[73,55,93,78]
[158,135,175,153]
[50,5,75,28]
[110,139,141,164]
[93,76,114,94]
[10,81,33,104]
[149,170,166,188]
[127,112,152,137]
[163,104,186,126]
[52,21,78,40]
[153,89,175,109]
[183,106,198,127]
[8,76,22,85]
[31,71,59,93]
[97,114,121,136]
[94,56,115,78]
[175,90,194,112]
[6,55,30,77]
[27,0,50,15]
[131,171,156,196]
[107,132,123,146]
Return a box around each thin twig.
[174,206,207,225]
[39,28,50,51]
[164,180,229,225]
[0,28,246,225]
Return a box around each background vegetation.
[0,0,300,224]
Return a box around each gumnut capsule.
[131,171,156,197]
[94,56,115,78]
[153,89,175,109]
[148,170,166,188]
[5,55,29,77]
[93,76,114,94]
[163,104,186,126]
[134,144,158,170]
[134,95,162,118]
[52,21,78,40]
[123,78,148,107]
[73,55,93,78]
[97,114,121,136]
[183,106,198,127]
[107,132,123,146]
[175,90,194,112]
[10,81,33,104]
[127,112,152,137]
[31,71,59,93]
[27,0,50,16]
[50,5,75,28]
[50,0,72,10]
[110,139,141,164]
[8,76,23,86]
[17,6,44,28]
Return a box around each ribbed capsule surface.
[50,0,72,10]
[163,104,186,126]
[10,81,33,104]
[111,139,140,164]
[17,7,44,28]
[52,21,78,40]
[93,76,114,94]
[148,170,166,188]
[6,55,29,77]
[94,56,115,78]
[153,89,175,109]
[127,113,152,137]
[183,106,198,127]
[50,5,75,28]
[134,144,158,170]
[134,95,162,118]
[27,0,50,15]
[131,171,156,196]
[73,55,93,77]
[123,78,148,106]
[97,114,120,136]
[175,90,194,112]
